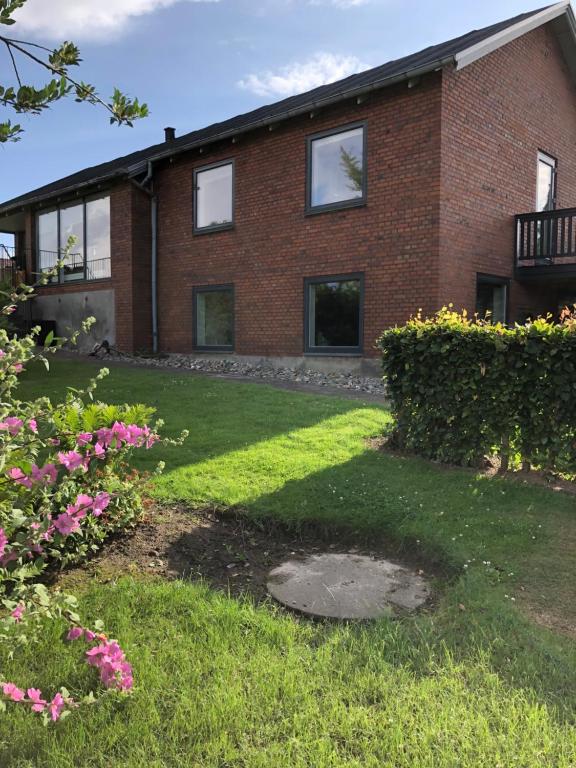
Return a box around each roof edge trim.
[455,1,570,70]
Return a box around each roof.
[1,1,574,217]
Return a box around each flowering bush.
[0,264,187,723]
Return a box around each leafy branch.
[0,0,148,143]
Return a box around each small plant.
[0,257,187,723]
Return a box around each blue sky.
[0,0,547,206]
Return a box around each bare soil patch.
[67,504,442,610]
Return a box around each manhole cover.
[267,553,430,619]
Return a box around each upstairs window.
[194,161,234,232]
[305,274,363,353]
[536,152,557,212]
[36,194,111,282]
[307,124,366,213]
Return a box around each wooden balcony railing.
[516,207,576,269]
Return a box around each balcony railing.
[0,245,111,285]
[516,208,576,269]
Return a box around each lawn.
[2,359,575,767]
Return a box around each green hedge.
[377,308,576,472]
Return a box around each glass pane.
[311,127,364,208]
[309,279,360,348]
[37,210,58,272]
[476,282,506,323]
[59,203,84,281]
[196,289,234,347]
[86,196,111,279]
[196,164,233,229]
[537,158,555,212]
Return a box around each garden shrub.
[0,263,187,723]
[378,307,576,473]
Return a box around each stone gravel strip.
[113,353,386,396]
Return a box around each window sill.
[193,347,235,353]
[193,223,235,236]
[305,350,364,357]
[305,199,367,217]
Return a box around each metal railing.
[0,246,111,284]
[516,207,576,267]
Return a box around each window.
[194,285,234,350]
[536,152,557,212]
[194,161,234,232]
[476,274,508,324]
[305,274,363,353]
[36,194,111,282]
[307,124,366,212]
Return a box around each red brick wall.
[439,23,576,320]
[155,74,443,357]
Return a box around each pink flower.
[92,492,111,517]
[69,494,93,519]
[76,432,92,446]
[57,450,84,472]
[11,603,25,622]
[93,442,106,459]
[27,688,47,713]
[48,692,65,722]
[28,419,38,433]
[8,467,32,489]
[49,438,60,446]
[53,513,80,536]
[85,640,133,690]
[66,627,84,641]
[84,629,96,642]
[31,463,58,486]
[3,683,24,702]
[0,528,7,559]
[12,363,23,374]
[0,417,23,436]
[0,350,4,358]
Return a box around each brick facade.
[23,19,576,358]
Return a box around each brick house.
[1,2,576,372]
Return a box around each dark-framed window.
[536,151,557,212]
[304,273,364,354]
[306,123,367,214]
[36,194,111,283]
[475,273,509,324]
[193,284,235,351]
[193,160,234,233]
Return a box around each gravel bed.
[112,352,386,395]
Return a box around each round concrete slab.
[267,553,430,619]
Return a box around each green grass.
[2,359,575,767]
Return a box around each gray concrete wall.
[32,289,115,353]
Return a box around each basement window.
[194,161,234,232]
[475,274,508,324]
[307,124,366,213]
[305,274,363,353]
[194,285,234,350]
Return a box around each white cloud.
[13,0,220,40]
[238,52,369,98]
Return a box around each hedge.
[377,307,576,473]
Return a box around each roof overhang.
[455,1,574,69]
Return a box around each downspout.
[132,161,158,353]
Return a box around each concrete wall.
[32,288,115,352]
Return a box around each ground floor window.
[194,285,234,350]
[475,274,508,324]
[304,273,363,353]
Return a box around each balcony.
[0,245,111,285]
[515,208,576,278]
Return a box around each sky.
[0,0,550,211]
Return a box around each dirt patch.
[68,504,441,610]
